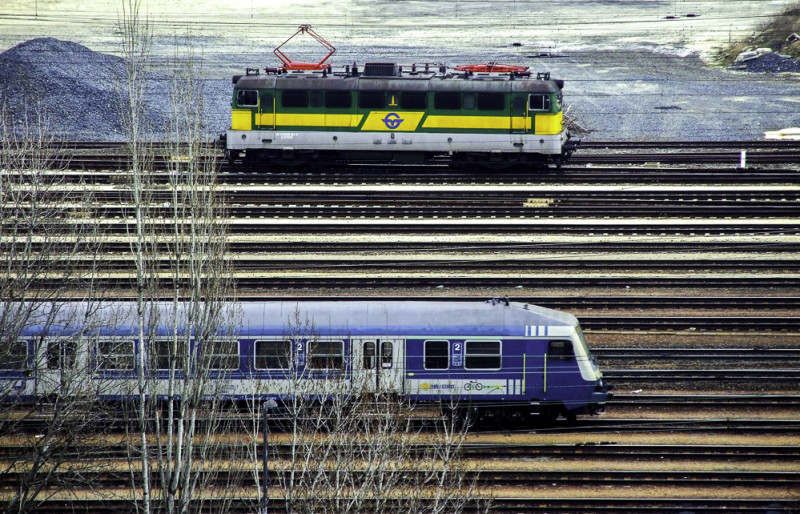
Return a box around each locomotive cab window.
[359,91,385,109]
[96,339,134,370]
[255,340,291,370]
[434,92,460,110]
[1,339,28,370]
[477,93,504,111]
[326,91,352,109]
[282,90,309,108]
[308,340,344,370]
[236,90,258,107]
[464,340,501,370]
[424,340,449,370]
[528,94,552,111]
[548,340,574,360]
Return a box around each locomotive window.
[477,93,505,111]
[1,339,27,370]
[434,92,460,110]
[282,90,309,108]
[46,338,77,369]
[529,94,551,111]
[308,340,343,370]
[363,341,375,369]
[464,340,501,369]
[462,93,476,110]
[401,92,427,109]
[255,340,290,369]
[424,340,449,370]
[359,91,385,109]
[326,91,352,109]
[207,339,239,370]
[96,339,134,370]
[548,340,574,360]
[237,90,258,107]
[260,92,273,108]
[310,90,324,108]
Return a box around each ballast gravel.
[1,37,799,142]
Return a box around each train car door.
[511,95,527,134]
[353,338,404,394]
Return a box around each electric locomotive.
[1,299,610,426]
[223,26,578,168]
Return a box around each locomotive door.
[511,95,527,134]
[353,338,404,394]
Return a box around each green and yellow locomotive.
[224,28,577,168]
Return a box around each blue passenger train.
[1,299,611,425]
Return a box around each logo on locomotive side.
[381,112,404,129]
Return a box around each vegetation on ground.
[717,3,800,64]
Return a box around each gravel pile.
[734,51,800,73]
[0,37,230,141]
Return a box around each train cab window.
[359,91,385,109]
[381,341,393,369]
[308,340,344,370]
[548,340,574,360]
[96,339,134,370]
[326,91,352,109]
[434,92,460,110]
[310,90,324,108]
[462,93,476,110]
[529,94,551,111]
[237,90,258,107]
[477,93,505,111]
[401,92,427,109]
[464,340,501,369]
[424,340,449,370]
[207,339,239,370]
[46,338,77,369]
[282,90,309,108]
[255,340,291,369]
[1,339,28,370]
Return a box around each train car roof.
[10,300,578,338]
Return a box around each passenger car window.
[207,339,239,370]
[363,341,375,369]
[424,340,449,370]
[308,340,344,370]
[47,338,77,369]
[548,340,574,360]
[1,339,27,370]
[237,90,258,107]
[153,339,185,371]
[464,340,501,369]
[477,93,504,111]
[255,340,291,369]
[96,339,134,370]
[381,341,393,369]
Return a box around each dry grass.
[717,3,800,64]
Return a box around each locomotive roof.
[233,71,561,93]
[13,300,578,338]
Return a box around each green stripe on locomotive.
[231,84,563,135]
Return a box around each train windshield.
[575,326,599,370]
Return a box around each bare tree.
[0,101,110,513]
[243,309,489,513]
